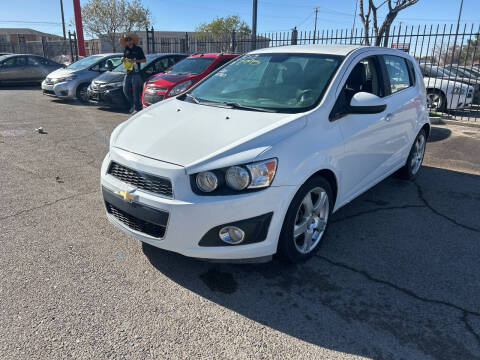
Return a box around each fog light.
[219,226,245,245]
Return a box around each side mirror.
[349,92,386,114]
[106,62,114,72]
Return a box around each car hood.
[92,71,125,83]
[46,68,77,79]
[149,73,198,87]
[111,98,306,170]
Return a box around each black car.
[87,53,187,108]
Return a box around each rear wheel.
[398,129,427,180]
[426,90,446,112]
[76,83,89,102]
[278,176,333,263]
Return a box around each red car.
[142,52,239,107]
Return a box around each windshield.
[167,57,215,75]
[189,53,343,113]
[67,55,103,70]
[113,55,156,73]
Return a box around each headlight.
[450,87,465,95]
[54,75,76,83]
[168,80,194,96]
[225,166,250,190]
[196,171,218,192]
[102,81,123,90]
[193,158,277,194]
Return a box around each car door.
[0,56,28,82]
[26,56,44,81]
[379,55,418,169]
[333,55,394,201]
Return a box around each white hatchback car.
[101,45,429,263]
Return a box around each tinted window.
[2,57,17,67]
[167,57,215,75]
[344,57,382,101]
[211,58,233,71]
[16,57,26,66]
[27,56,40,65]
[383,55,412,93]
[67,55,103,70]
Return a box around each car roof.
[189,53,238,58]
[250,44,366,56]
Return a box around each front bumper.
[100,148,293,260]
[446,92,473,110]
[41,80,76,99]
[88,87,127,108]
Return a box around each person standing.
[119,33,146,114]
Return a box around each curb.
[429,117,480,129]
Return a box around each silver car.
[0,54,62,85]
[42,53,122,102]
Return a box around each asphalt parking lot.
[1,86,480,360]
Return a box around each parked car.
[419,64,474,111]
[141,53,239,107]
[443,64,480,79]
[0,54,62,85]
[42,53,122,102]
[87,53,186,109]
[101,45,430,263]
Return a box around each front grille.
[144,93,164,104]
[106,202,166,238]
[108,161,173,198]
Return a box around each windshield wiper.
[186,93,200,104]
[222,102,277,113]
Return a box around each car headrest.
[346,63,366,91]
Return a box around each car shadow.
[142,165,480,359]
[427,126,451,142]
[0,83,41,90]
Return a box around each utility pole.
[251,0,258,50]
[72,0,86,57]
[60,0,66,39]
[313,7,319,44]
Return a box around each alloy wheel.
[293,186,329,254]
[410,134,426,175]
[426,93,442,111]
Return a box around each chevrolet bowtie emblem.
[117,190,137,202]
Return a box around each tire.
[277,176,334,263]
[398,129,427,180]
[76,83,89,102]
[426,89,446,112]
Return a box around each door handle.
[384,113,393,121]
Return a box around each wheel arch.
[305,168,338,208]
[421,122,431,139]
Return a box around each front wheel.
[426,90,446,112]
[278,176,333,263]
[398,129,427,180]
[76,84,89,102]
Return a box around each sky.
[0,0,479,38]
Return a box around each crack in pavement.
[0,190,98,221]
[317,255,480,318]
[462,312,480,345]
[414,181,480,233]
[331,204,426,224]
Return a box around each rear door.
[379,55,419,169]
[26,56,44,80]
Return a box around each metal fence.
[1,24,479,122]
[145,24,480,122]
[0,31,78,64]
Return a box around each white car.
[101,45,430,263]
[420,65,474,111]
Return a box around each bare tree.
[81,0,151,52]
[359,0,419,46]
